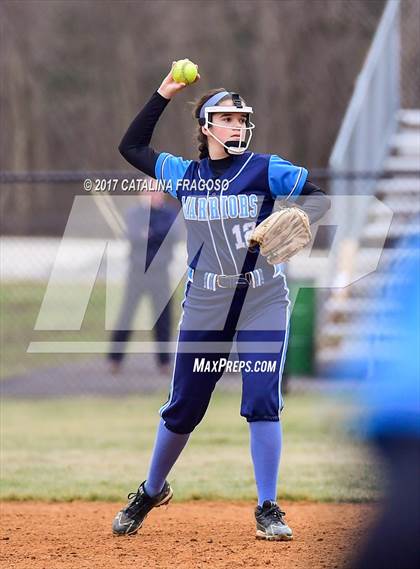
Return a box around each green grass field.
[0,281,106,378]
[1,281,381,503]
[0,281,185,379]
[1,391,381,503]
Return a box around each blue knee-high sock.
[144,418,190,497]
[249,421,282,506]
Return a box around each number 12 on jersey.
[232,222,256,249]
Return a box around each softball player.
[112,63,330,540]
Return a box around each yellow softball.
[172,59,198,84]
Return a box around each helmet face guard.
[198,92,255,155]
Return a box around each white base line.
[27,341,286,354]
[27,342,177,354]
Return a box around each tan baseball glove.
[249,207,312,264]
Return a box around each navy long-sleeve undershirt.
[118,91,330,223]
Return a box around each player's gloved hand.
[157,62,200,100]
[248,207,312,264]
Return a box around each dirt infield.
[1,501,376,569]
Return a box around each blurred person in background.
[108,191,180,375]
[351,229,420,569]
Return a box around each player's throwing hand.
[158,61,200,100]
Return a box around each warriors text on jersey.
[155,150,308,275]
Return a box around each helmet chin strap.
[206,125,253,156]
[225,143,246,156]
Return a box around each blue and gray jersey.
[155,150,308,275]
